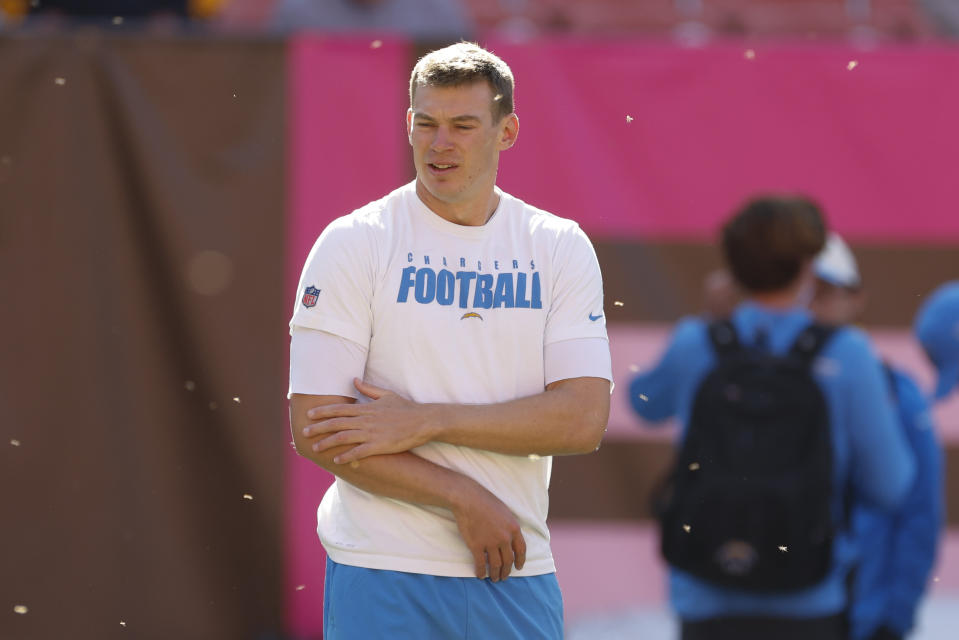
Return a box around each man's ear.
[406,108,414,143]
[499,113,519,150]
[853,288,868,317]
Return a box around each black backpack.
[657,320,838,592]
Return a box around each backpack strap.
[788,323,836,366]
[707,320,742,358]
[792,323,851,531]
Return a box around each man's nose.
[430,126,454,151]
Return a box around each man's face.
[809,280,866,325]
[407,81,518,208]
[702,269,741,318]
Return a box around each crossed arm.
[289,376,610,581]
[300,376,610,463]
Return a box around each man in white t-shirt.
[289,42,612,639]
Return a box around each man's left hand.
[302,378,436,463]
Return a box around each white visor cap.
[814,232,861,289]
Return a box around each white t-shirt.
[290,181,611,577]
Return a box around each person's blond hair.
[410,42,515,122]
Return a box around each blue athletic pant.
[323,558,564,639]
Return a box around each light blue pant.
[323,558,564,639]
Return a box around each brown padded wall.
[595,241,959,325]
[0,34,287,640]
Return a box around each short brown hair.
[721,196,827,293]
[410,42,515,122]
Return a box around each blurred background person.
[630,196,915,640]
[5,0,223,28]
[28,0,187,24]
[29,0,188,15]
[809,232,866,326]
[269,0,474,38]
[811,234,945,640]
[701,267,742,319]
[921,0,959,38]
[917,282,959,404]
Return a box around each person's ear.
[797,260,817,290]
[498,114,519,150]
[852,288,868,316]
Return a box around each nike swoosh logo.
[589,313,603,321]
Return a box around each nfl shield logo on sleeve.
[302,286,321,308]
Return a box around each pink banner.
[487,40,959,243]
[285,35,409,637]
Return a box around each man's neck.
[748,267,814,311]
[415,180,499,227]
[750,287,803,310]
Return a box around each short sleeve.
[544,337,612,387]
[289,326,369,398]
[290,216,375,348]
[544,225,608,346]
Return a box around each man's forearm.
[297,441,472,509]
[426,377,609,456]
[303,377,610,463]
[291,394,472,508]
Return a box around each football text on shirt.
[396,263,542,310]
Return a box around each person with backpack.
[628,196,915,640]
[810,235,945,640]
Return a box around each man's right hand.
[449,483,527,583]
